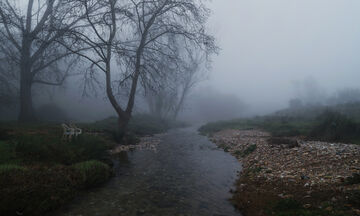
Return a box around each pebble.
[211,129,360,186]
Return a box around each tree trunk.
[18,71,36,122]
[18,47,36,122]
[118,114,130,137]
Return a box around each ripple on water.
[54,127,242,216]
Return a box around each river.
[55,127,242,216]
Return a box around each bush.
[0,166,80,216]
[62,135,111,164]
[72,160,111,188]
[309,110,360,143]
[14,135,55,163]
[11,134,111,165]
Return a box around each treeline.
[0,0,217,133]
[199,102,360,144]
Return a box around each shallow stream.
[56,127,242,216]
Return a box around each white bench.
[61,123,82,140]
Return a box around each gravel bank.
[211,129,360,216]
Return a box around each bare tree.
[68,0,217,134]
[0,0,88,122]
[145,48,206,120]
[172,49,206,120]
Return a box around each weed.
[72,160,111,188]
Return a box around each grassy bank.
[199,107,360,144]
[0,124,114,216]
[0,113,184,215]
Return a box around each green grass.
[199,108,360,144]
[5,134,113,165]
[0,161,113,215]
[72,160,112,188]
[0,122,117,215]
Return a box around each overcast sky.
[203,0,360,110]
[13,0,360,120]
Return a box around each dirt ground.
[211,129,360,216]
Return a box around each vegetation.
[0,165,83,216]
[0,123,115,215]
[199,104,360,144]
[234,144,257,158]
[0,112,185,215]
[72,160,112,188]
[309,110,360,143]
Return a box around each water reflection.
[55,127,242,216]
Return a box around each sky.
[204,0,360,112]
[5,0,360,121]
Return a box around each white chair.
[62,123,75,140]
[70,124,82,137]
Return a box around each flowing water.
[55,127,242,216]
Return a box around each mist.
[1,0,360,123]
[204,0,360,116]
[1,1,360,215]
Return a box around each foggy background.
[2,0,360,123]
[204,0,360,115]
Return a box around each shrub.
[12,134,111,165]
[72,160,111,188]
[0,166,80,216]
[62,135,111,164]
[309,110,360,143]
[14,135,55,163]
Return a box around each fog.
[204,0,360,115]
[1,0,360,123]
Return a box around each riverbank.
[210,129,360,216]
[0,115,185,215]
[53,127,241,216]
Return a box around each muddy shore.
[210,129,360,216]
